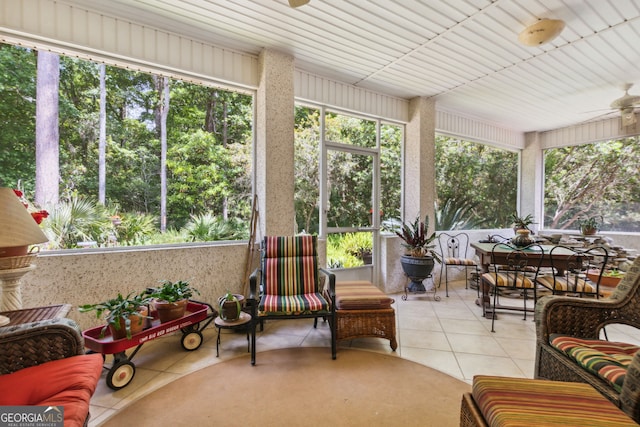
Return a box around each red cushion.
[0,354,103,427]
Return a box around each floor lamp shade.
[0,187,48,257]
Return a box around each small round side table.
[214,311,252,357]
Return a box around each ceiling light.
[288,0,310,8]
[518,19,565,47]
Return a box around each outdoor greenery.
[2,41,639,257]
[544,138,640,231]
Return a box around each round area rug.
[101,347,470,427]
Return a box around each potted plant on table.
[389,214,442,292]
[217,292,245,321]
[578,215,602,236]
[510,212,536,233]
[148,279,200,323]
[79,291,153,340]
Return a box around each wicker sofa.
[0,317,103,427]
[535,255,640,423]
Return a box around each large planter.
[154,298,188,323]
[108,306,149,340]
[400,255,435,292]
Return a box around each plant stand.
[402,274,440,301]
[214,311,252,357]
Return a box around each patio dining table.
[471,242,577,275]
[471,242,580,314]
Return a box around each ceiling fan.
[609,83,640,127]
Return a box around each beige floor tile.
[447,332,509,357]
[456,353,527,380]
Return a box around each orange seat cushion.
[0,353,103,427]
[335,281,394,310]
[472,375,637,426]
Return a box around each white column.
[255,49,296,237]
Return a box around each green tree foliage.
[0,45,36,188]
[1,43,254,245]
[294,107,321,234]
[544,137,640,231]
[435,136,518,229]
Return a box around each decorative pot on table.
[218,294,245,321]
[511,229,535,247]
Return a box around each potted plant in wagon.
[217,291,245,321]
[390,214,442,292]
[79,291,153,340]
[148,279,200,323]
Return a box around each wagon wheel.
[107,360,136,390]
[181,322,200,333]
[181,330,203,351]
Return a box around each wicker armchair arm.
[535,295,620,343]
[0,318,85,375]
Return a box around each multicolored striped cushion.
[551,335,640,393]
[335,281,394,310]
[443,257,476,266]
[262,235,318,296]
[472,375,637,426]
[481,272,535,288]
[258,235,329,315]
[537,275,596,293]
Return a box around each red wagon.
[83,300,216,390]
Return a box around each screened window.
[435,135,518,230]
[544,137,640,232]
[0,43,253,249]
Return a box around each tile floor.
[88,279,640,426]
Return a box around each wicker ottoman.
[460,375,637,427]
[334,281,397,350]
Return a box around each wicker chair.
[535,256,640,423]
[249,235,336,365]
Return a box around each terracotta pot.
[109,306,149,340]
[0,245,29,258]
[154,299,188,323]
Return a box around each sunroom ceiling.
[61,0,640,133]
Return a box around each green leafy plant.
[578,215,602,234]
[389,214,441,260]
[509,212,536,230]
[341,232,373,258]
[148,279,199,303]
[218,292,243,321]
[79,291,152,339]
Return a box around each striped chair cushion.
[472,375,637,426]
[258,293,330,316]
[537,275,596,293]
[443,257,476,266]
[551,335,640,393]
[335,281,394,310]
[258,235,329,316]
[262,235,318,296]
[481,272,535,289]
